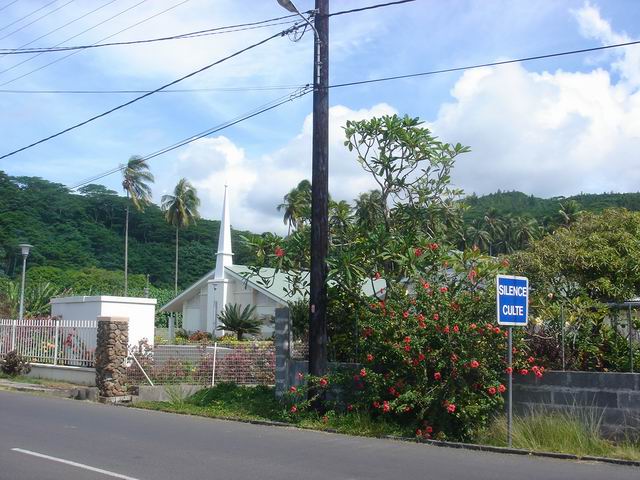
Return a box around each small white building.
[161,187,304,338]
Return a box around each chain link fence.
[126,342,275,386]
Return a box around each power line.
[0,0,150,78]
[0,0,119,57]
[329,39,640,89]
[328,0,416,17]
[0,1,21,15]
[68,86,312,190]
[0,13,304,54]
[0,0,57,33]
[0,0,192,86]
[0,0,74,42]
[0,83,310,94]
[0,21,308,161]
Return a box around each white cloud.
[430,3,640,197]
[159,102,397,234]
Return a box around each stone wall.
[95,316,129,398]
[514,371,640,437]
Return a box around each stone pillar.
[95,316,129,398]
[274,307,291,398]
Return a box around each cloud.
[159,102,397,234]
[430,3,640,197]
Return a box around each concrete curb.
[126,403,640,468]
[0,379,98,401]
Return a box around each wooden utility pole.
[309,0,329,380]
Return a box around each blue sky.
[1,0,639,233]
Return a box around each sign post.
[496,274,529,448]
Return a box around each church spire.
[214,185,233,279]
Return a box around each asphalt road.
[0,390,638,480]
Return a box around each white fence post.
[211,342,218,387]
[53,318,60,366]
[10,318,16,351]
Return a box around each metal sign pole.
[507,326,513,448]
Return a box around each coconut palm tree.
[354,190,384,230]
[121,155,154,295]
[558,200,582,228]
[278,180,312,234]
[161,178,201,294]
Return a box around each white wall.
[51,296,157,347]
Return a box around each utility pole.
[309,0,329,380]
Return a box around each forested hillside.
[464,190,640,225]
[0,172,258,289]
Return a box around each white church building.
[161,187,304,338]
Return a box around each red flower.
[373,401,381,409]
[275,246,285,257]
[388,387,397,396]
[433,313,440,321]
[487,386,497,396]
[446,403,456,413]
[362,327,373,338]
[404,406,412,412]
[404,344,411,352]
[290,405,298,413]
[366,353,374,362]
[453,325,460,334]
[520,369,529,376]
[418,320,426,329]
[297,372,304,380]
[450,353,459,363]
[404,336,411,344]
[416,429,423,437]
[505,367,513,374]
[347,404,354,412]
[360,368,367,377]
[470,323,477,330]
[434,372,442,381]
[426,426,433,434]
[493,327,501,334]
[417,313,425,322]
[439,286,448,293]
[418,353,426,362]
[443,325,450,334]
[319,377,328,387]
[527,356,535,364]
[415,247,423,257]
[383,401,390,413]
[468,269,478,282]
[470,360,479,369]
[422,282,431,290]
[498,384,506,393]
[403,311,410,319]
[289,386,297,393]
[429,242,439,250]
[535,370,543,378]
[374,271,381,280]
[353,374,360,382]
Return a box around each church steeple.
[214,185,233,279]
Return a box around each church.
[160,187,305,338]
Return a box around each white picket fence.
[0,318,97,367]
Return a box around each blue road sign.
[496,274,529,326]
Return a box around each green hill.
[464,190,640,225]
[0,172,258,289]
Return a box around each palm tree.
[465,220,491,251]
[121,155,154,295]
[217,304,261,340]
[161,178,200,294]
[558,200,582,227]
[278,180,311,234]
[354,190,384,230]
[483,208,504,256]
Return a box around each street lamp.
[11,243,32,350]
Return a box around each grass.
[133,383,411,438]
[477,409,640,461]
[134,383,640,462]
[0,372,80,389]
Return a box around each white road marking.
[11,448,141,480]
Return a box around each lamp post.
[12,243,33,350]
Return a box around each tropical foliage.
[217,304,262,340]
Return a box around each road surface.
[0,389,637,480]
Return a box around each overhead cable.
[0,0,74,42]
[0,21,308,161]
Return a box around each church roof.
[159,265,308,313]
